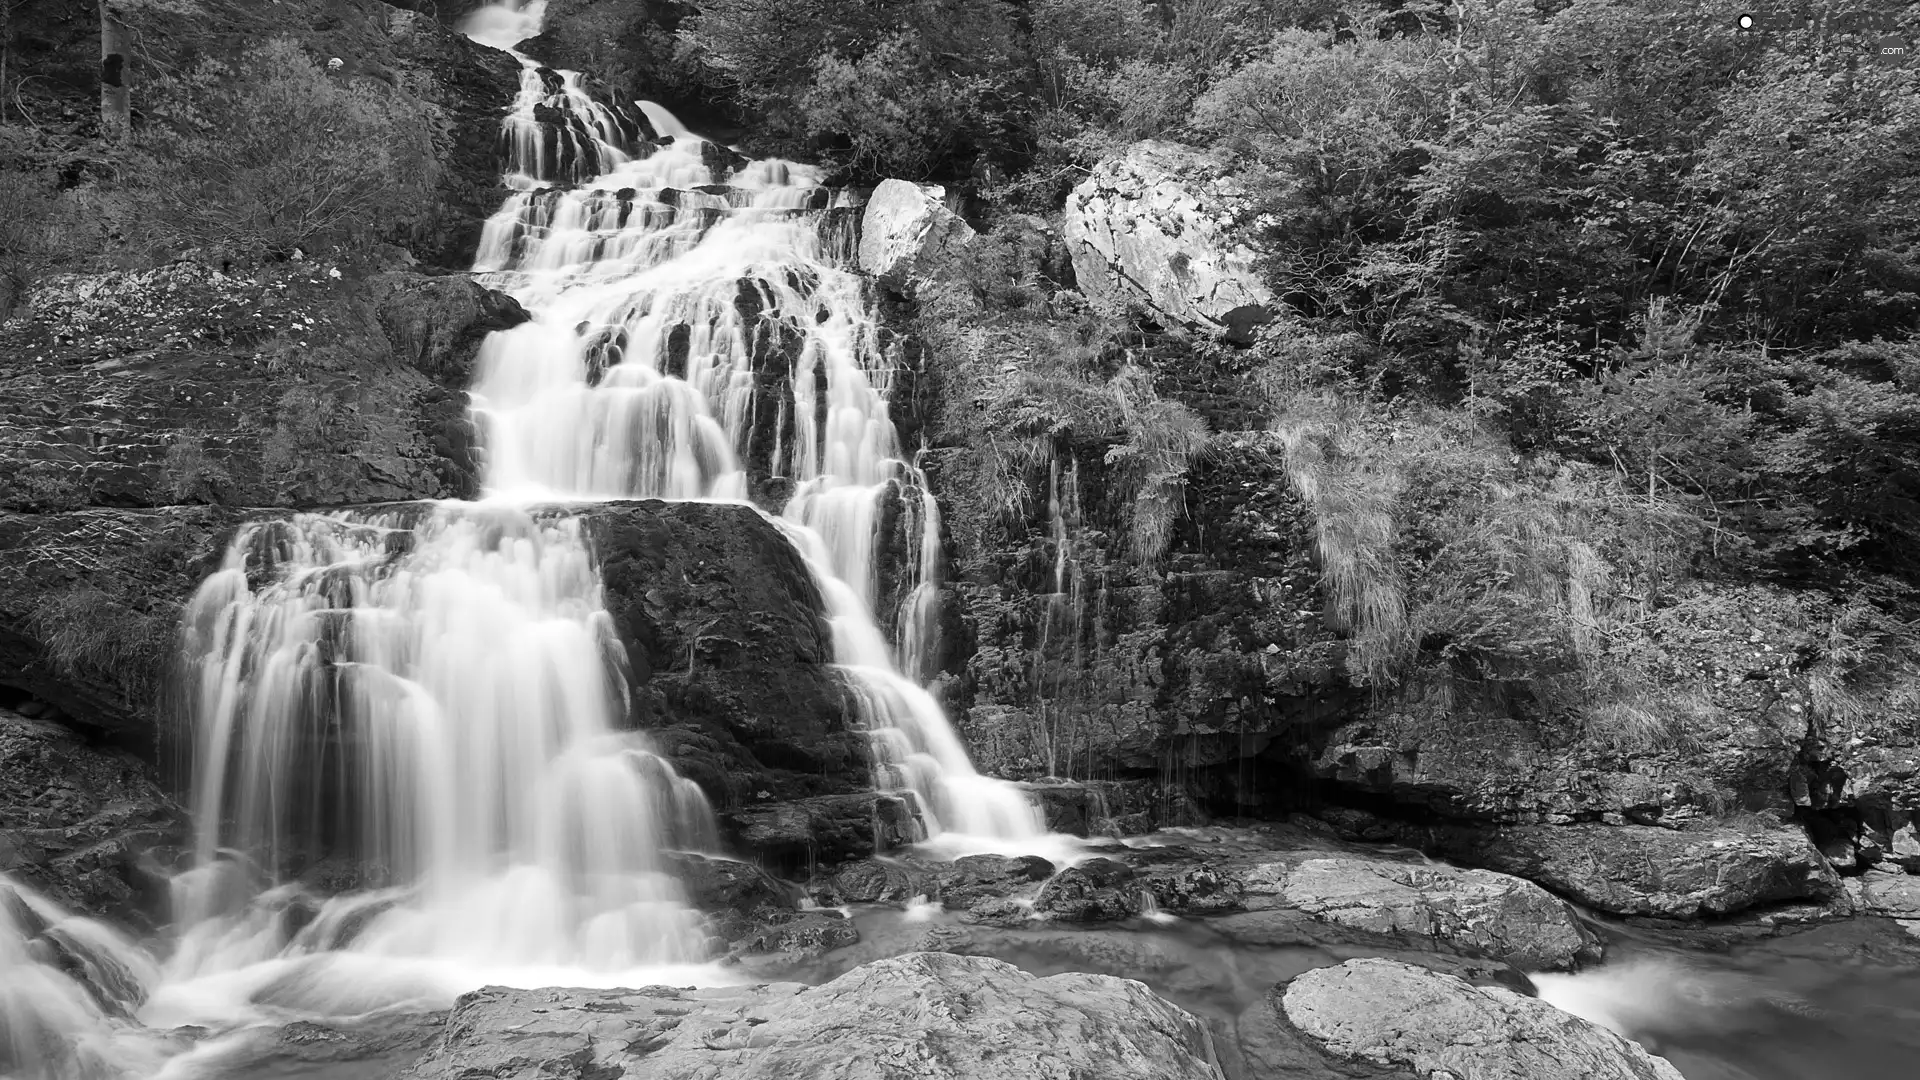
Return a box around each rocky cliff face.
[870,136,1920,918]
[1063,141,1276,343]
[0,264,523,514]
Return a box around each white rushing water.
[464,3,1048,851]
[1,4,1057,1072]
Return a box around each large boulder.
[719,792,919,873]
[586,500,870,805]
[1847,869,1920,919]
[857,180,976,292]
[1279,958,1685,1079]
[402,951,1225,1080]
[1279,857,1600,971]
[1436,822,1841,919]
[1063,141,1276,341]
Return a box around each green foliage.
[132,38,435,259]
[538,0,711,107]
[161,434,230,504]
[685,0,1027,177]
[261,385,362,504]
[914,225,1209,568]
[1270,395,1410,685]
[29,587,173,705]
[0,461,89,512]
[1106,367,1211,564]
[799,34,1003,179]
[0,161,115,309]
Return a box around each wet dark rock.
[1023,777,1213,837]
[372,272,529,384]
[698,140,751,180]
[818,858,926,905]
[0,264,507,513]
[920,433,1346,817]
[1034,857,1139,922]
[584,500,872,806]
[959,896,1036,927]
[664,852,799,919]
[1024,780,1100,835]
[403,952,1224,1080]
[0,707,183,923]
[810,853,1058,911]
[936,854,1057,908]
[719,792,918,875]
[722,908,860,962]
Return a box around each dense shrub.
[132,38,435,259]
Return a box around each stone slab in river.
[403,951,1225,1079]
[1282,958,1685,1080]
[1279,856,1601,970]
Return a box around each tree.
[99,0,129,140]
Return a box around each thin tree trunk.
[2,0,15,121]
[100,0,130,141]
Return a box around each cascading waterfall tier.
[466,32,1047,846]
[174,509,714,980]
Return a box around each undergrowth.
[29,588,173,706]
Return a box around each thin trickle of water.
[1032,455,1091,778]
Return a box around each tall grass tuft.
[29,588,173,706]
[1108,367,1210,566]
[1270,396,1410,686]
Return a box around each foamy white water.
[463,6,1051,853]
[174,509,716,981]
[3,2,1060,1071]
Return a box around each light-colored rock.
[1280,857,1600,970]
[1850,869,1920,918]
[404,951,1225,1080]
[1063,141,1275,340]
[857,180,975,290]
[1446,822,1841,918]
[1282,958,1685,1080]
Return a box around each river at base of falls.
[696,904,1920,1080]
[10,850,1920,1080]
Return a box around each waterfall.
[463,9,1049,851]
[0,876,164,1080]
[172,510,713,980]
[163,0,1046,997]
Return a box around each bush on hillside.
[132,38,435,259]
